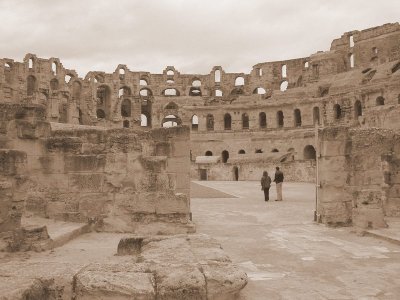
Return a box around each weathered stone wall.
[318,127,400,228]
[1,24,399,184]
[0,104,192,235]
[192,159,315,182]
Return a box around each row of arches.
[191,108,321,131]
[203,145,316,163]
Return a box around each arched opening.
[163,88,179,96]
[166,79,174,84]
[72,81,81,100]
[140,114,148,127]
[119,68,125,75]
[221,150,229,163]
[304,61,309,68]
[235,76,244,86]
[313,107,320,125]
[96,85,111,119]
[253,87,266,95]
[123,120,130,128]
[121,99,131,117]
[205,151,213,156]
[349,35,354,47]
[189,87,202,96]
[272,149,279,153]
[191,115,199,131]
[259,112,267,128]
[166,70,174,76]
[78,109,83,125]
[27,75,36,96]
[280,81,288,92]
[140,88,152,97]
[233,166,239,181]
[4,62,12,83]
[214,69,221,83]
[118,86,131,98]
[165,102,178,110]
[139,79,148,86]
[334,104,342,120]
[162,114,181,127]
[224,113,232,130]
[238,149,245,154]
[65,74,72,83]
[354,100,362,117]
[28,58,34,69]
[96,109,106,119]
[255,149,263,153]
[294,109,302,127]
[282,64,287,78]
[376,96,385,106]
[349,54,354,68]
[51,62,57,75]
[242,113,249,129]
[277,111,284,128]
[206,114,214,131]
[50,78,59,90]
[192,79,201,87]
[215,89,223,97]
[304,145,316,160]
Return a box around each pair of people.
[261,167,284,202]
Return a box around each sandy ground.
[191,181,400,300]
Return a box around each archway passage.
[205,151,213,156]
[304,145,316,160]
[233,166,239,181]
[162,115,181,127]
[224,114,232,130]
[222,150,229,163]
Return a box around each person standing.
[261,171,272,202]
[273,167,284,201]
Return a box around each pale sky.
[0,0,398,76]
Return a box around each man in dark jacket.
[273,167,284,201]
[260,171,272,201]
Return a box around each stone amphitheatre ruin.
[0,22,400,298]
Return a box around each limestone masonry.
[0,21,400,298]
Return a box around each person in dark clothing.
[260,171,272,201]
[273,167,284,201]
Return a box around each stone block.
[68,173,104,192]
[64,154,106,172]
[155,192,189,215]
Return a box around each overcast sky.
[0,0,398,76]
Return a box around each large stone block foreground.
[0,234,248,300]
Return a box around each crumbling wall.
[318,126,400,228]
[1,104,193,235]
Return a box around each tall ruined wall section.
[318,126,400,229]
[0,104,193,241]
[0,23,399,181]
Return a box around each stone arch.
[206,114,214,131]
[165,102,178,110]
[140,114,148,127]
[50,78,59,90]
[163,88,180,96]
[376,96,385,106]
[140,88,152,97]
[253,87,266,95]
[224,113,232,130]
[192,79,201,87]
[235,76,244,86]
[354,100,362,117]
[189,87,202,96]
[191,114,199,131]
[242,113,249,129]
[96,85,111,119]
[221,150,229,163]
[238,149,245,154]
[27,75,37,96]
[162,115,181,127]
[313,107,320,125]
[259,112,267,128]
[333,104,342,120]
[272,148,279,153]
[280,81,288,92]
[277,111,284,127]
[294,109,302,127]
[121,99,131,117]
[304,145,316,160]
[205,151,213,156]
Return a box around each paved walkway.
[191,181,400,300]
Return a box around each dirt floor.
[191,181,400,300]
